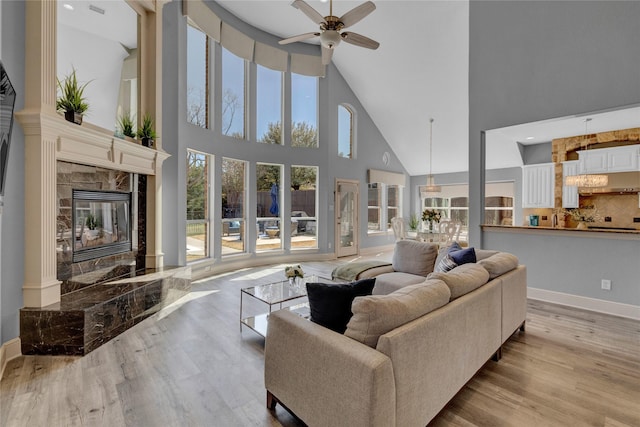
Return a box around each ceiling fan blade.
[322,46,334,65]
[341,32,380,50]
[279,32,320,45]
[292,0,327,26]
[339,1,376,29]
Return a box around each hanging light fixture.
[564,118,608,187]
[421,117,441,196]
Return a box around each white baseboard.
[0,337,22,380]
[528,287,640,320]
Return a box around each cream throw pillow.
[427,263,490,299]
[345,280,451,348]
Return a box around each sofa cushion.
[475,249,499,261]
[306,278,376,333]
[345,280,451,348]
[427,263,490,299]
[477,252,519,279]
[392,240,439,276]
[372,272,427,295]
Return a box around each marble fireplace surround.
[16,114,187,356]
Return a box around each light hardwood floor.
[1,254,639,427]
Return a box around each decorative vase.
[288,277,295,286]
[428,221,434,232]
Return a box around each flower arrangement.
[559,206,602,223]
[285,264,304,279]
[422,209,442,223]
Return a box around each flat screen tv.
[0,61,17,198]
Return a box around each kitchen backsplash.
[523,193,640,229]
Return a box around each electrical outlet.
[604,216,612,222]
[634,217,640,223]
[601,279,611,291]
[328,242,332,249]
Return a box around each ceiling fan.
[279,0,380,65]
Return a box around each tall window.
[256,163,282,251]
[291,166,318,248]
[186,151,209,261]
[257,66,283,144]
[291,73,318,147]
[338,105,353,158]
[222,48,245,138]
[368,183,382,232]
[386,185,401,229]
[221,158,246,255]
[186,24,208,128]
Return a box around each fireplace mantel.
[16,111,169,176]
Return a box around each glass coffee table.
[240,275,329,337]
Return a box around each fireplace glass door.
[73,190,132,262]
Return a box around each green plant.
[56,68,91,114]
[408,213,420,231]
[117,111,136,138]
[137,113,157,140]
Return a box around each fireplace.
[72,189,132,262]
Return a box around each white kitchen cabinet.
[607,145,639,172]
[578,145,640,173]
[562,160,579,208]
[522,163,555,208]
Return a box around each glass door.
[335,180,359,257]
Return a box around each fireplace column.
[16,0,61,307]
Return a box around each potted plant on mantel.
[137,113,157,148]
[56,68,91,125]
[117,111,136,140]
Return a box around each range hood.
[578,172,640,194]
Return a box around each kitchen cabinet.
[562,160,579,208]
[522,163,555,208]
[578,145,640,173]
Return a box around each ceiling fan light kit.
[280,0,379,65]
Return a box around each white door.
[335,180,359,257]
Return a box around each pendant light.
[564,118,608,187]
[421,117,441,196]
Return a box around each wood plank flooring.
[1,253,639,426]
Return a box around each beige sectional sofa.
[264,240,527,427]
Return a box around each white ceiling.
[218,0,470,175]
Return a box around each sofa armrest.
[265,310,396,427]
[357,264,396,279]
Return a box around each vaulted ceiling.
[218,0,470,175]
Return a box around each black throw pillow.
[306,278,376,333]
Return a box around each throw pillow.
[434,241,462,267]
[306,278,376,333]
[449,247,476,265]
[434,254,458,273]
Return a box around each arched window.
[338,104,354,158]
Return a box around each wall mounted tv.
[1,61,17,198]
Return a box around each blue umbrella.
[269,183,279,216]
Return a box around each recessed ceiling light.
[63,3,74,10]
[525,136,535,140]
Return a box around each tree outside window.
[221,158,246,255]
[338,105,354,158]
[186,24,208,128]
[291,73,318,147]
[186,151,209,261]
[222,48,245,138]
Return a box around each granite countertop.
[482,224,640,234]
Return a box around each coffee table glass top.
[242,275,324,305]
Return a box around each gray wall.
[521,142,552,165]
[469,1,640,304]
[0,0,26,344]
[161,0,407,268]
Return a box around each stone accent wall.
[551,127,640,208]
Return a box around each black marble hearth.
[20,266,191,355]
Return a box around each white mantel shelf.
[17,110,170,175]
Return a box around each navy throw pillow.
[306,278,376,333]
[449,247,476,265]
